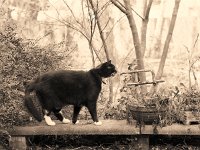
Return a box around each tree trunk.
[123,0,146,92]
[155,0,181,80]
[141,0,153,58]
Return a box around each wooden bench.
[8,120,146,150]
[7,120,200,150]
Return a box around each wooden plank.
[7,120,200,136]
[7,120,200,150]
[8,120,140,136]
[141,124,200,135]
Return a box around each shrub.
[0,22,62,128]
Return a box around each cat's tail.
[24,81,43,122]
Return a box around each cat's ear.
[108,60,111,63]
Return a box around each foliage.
[168,84,200,123]
[0,22,62,128]
[104,62,200,125]
[105,65,169,121]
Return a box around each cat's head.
[96,60,117,78]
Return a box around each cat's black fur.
[24,60,117,124]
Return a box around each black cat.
[24,60,117,126]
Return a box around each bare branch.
[183,45,189,53]
[99,15,125,52]
[62,0,86,31]
[130,7,144,20]
[45,0,102,63]
[89,0,110,60]
[97,1,112,18]
[86,0,96,40]
[141,0,153,57]
[44,12,84,38]
[110,0,127,14]
[193,33,199,48]
[86,0,98,66]
[43,10,102,63]
[111,0,144,20]
[102,19,110,32]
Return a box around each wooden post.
[130,135,149,150]
[137,135,149,150]
[9,136,27,150]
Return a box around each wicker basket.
[127,104,166,125]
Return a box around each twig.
[184,33,200,90]
[131,6,144,20]
[113,48,133,100]
[192,69,199,90]
[193,33,199,48]
[111,0,144,20]
[35,30,54,43]
[63,0,102,63]
[190,57,200,69]
[183,45,189,53]
[43,9,102,62]
[97,1,112,18]
[89,0,110,60]
[98,15,125,55]
[48,1,88,43]
[86,0,96,40]
[101,19,110,32]
[86,0,97,66]
[65,46,77,58]
[63,0,86,31]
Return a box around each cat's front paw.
[62,118,70,124]
[44,115,56,126]
[94,121,102,126]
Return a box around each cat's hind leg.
[53,109,70,124]
[43,110,56,126]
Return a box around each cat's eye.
[107,66,112,69]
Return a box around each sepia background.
[1,0,200,83]
[1,0,200,149]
